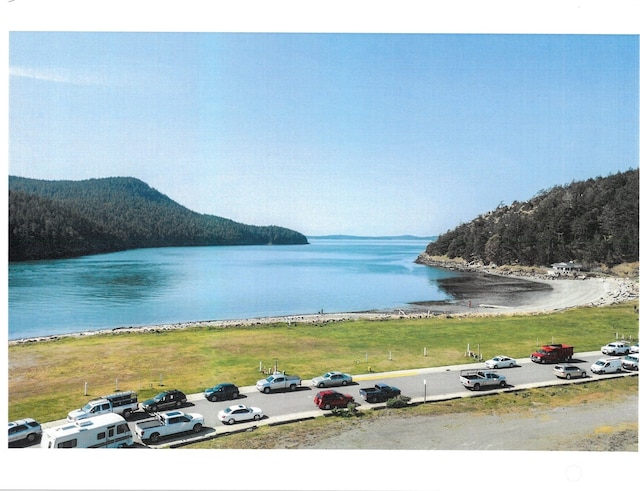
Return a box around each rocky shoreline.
[9,256,638,346]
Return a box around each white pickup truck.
[256,372,302,393]
[134,410,204,444]
[67,390,138,421]
[459,369,507,391]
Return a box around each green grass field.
[8,302,638,422]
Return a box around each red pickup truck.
[530,344,573,364]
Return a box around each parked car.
[530,344,573,364]
[256,372,302,393]
[217,404,263,425]
[485,355,516,369]
[8,418,42,444]
[459,369,507,390]
[590,357,623,374]
[311,371,353,388]
[359,383,401,403]
[629,343,639,353]
[67,390,138,421]
[140,389,187,413]
[553,364,587,379]
[601,341,630,355]
[314,390,355,409]
[622,353,639,371]
[204,383,240,402]
[135,410,204,444]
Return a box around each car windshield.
[152,392,168,401]
[81,402,95,411]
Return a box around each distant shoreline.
[9,263,637,346]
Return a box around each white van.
[590,357,623,375]
[622,353,639,371]
[41,413,133,448]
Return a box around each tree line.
[9,176,308,261]
[423,168,638,268]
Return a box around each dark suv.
[204,383,240,402]
[313,390,354,410]
[140,389,187,412]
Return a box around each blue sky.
[9,32,638,236]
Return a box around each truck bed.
[135,419,163,430]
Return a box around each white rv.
[41,413,133,448]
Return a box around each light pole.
[423,379,427,403]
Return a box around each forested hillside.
[422,169,638,268]
[9,176,308,261]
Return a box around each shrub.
[331,402,361,417]
[386,395,411,408]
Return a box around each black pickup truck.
[359,383,401,403]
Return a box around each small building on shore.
[549,261,583,275]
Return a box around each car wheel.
[474,383,481,391]
[176,400,183,408]
[123,409,131,419]
[319,382,325,388]
[289,384,297,391]
[323,403,331,410]
[150,405,157,413]
[232,392,239,399]
[509,363,515,368]
[581,371,587,378]
[193,423,202,433]
[342,380,348,386]
[253,414,261,421]
[566,374,572,380]
[150,433,160,443]
[209,395,217,402]
[264,387,271,394]
[499,380,506,388]
[228,418,235,425]
[26,433,36,443]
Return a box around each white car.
[218,404,263,425]
[630,343,639,353]
[601,341,630,355]
[590,357,623,374]
[485,355,516,369]
[622,353,639,371]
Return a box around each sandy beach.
[10,265,638,346]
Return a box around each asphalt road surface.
[28,351,635,448]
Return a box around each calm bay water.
[8,238,457,340]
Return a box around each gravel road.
[300,394,638,451]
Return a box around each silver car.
[553,364,587,379]
[8,418,42,444]
[311,371,353,388]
